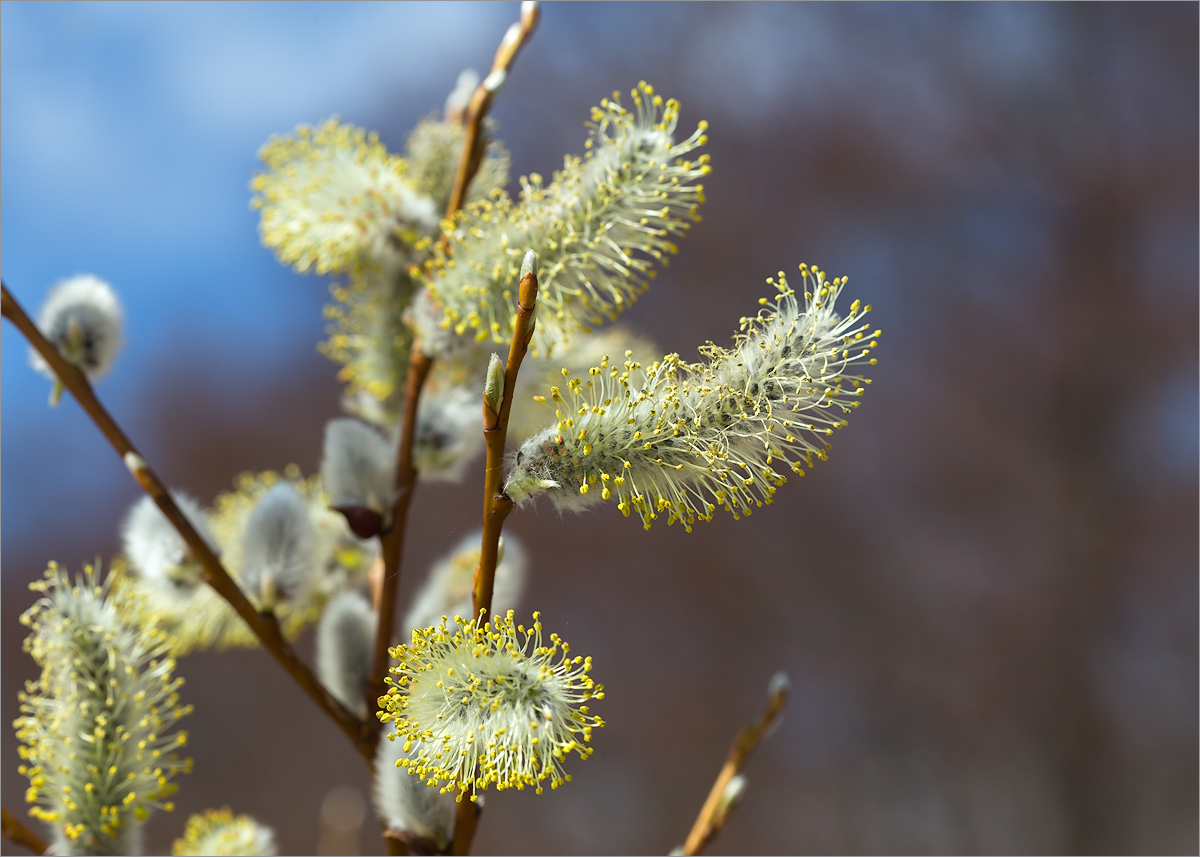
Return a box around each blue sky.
[1,1,521,543]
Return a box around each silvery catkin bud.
[402,532,528,635]
[122,493,219,589]
[413,385,484,482]
[483,353,506,424]
[315,590,376,720]
[373,736,455,848]
[504,264,880,531]
[321,418,396,538]
[444,68,480,118]
[238,482,318,609]
[29,274,124,403]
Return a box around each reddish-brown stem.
[681,676,790,855]
[2,282,372,763]
[368,349,433,737]
[383,830,408,857]
[2,808,47,855]
[448,263,539,856]
[443,1,540,224]
[449,801,482,857]
[370,2,540,744]
[472,266,537,624]
[373,18,544,855]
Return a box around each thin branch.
[681,673,790,856]
[2,807,47,855]
[448,256,540,856]
[368,349,433,741]
[473,257,538,624]
[386,827,446,857]
[370,9,543,853]
[368,0,541,751]
[1,281,372,763]
[444,0,541,219]
[449,802,482,857]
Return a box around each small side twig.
[444,0,541,219]
[1,282,372,763]
[681,673,790,856]
[2,807,47,855]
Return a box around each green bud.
[484,353,505,419]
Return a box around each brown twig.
[681,673,790,856]
[368,0,541,764]
[449,802,482,857]
[375,9,543,853]
[386,827,445,856]
[1,281,372,763]
[444,0,541,220]
[448,255,539,855]
[2,807,47,855]
[368,350,434,736]
[367,361,427,857]
[473,256,538,624]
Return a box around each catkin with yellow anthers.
[418,81,710,355]
[504,264,880,531]
[404,114,511,215]
[320,263,424,426]
[15,563,192,856]
[378,611,604,800]
[251,117,439,276]
[172,807,277,857]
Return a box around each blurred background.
[2,2,1196,854]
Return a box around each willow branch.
[448,258,539,857]
[449,802,482,857]
[2,281,372,762]
[368,349,433,742]
[681,674,790,856]
[444,0,541,219]
[2,808,47,856]
[370,0,541,753]
[473,258,537,624]
[370,0,541,745]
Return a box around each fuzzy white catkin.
[315,590,377,719]
[238,482,318,608]
[320,418,396,517]
[29,274,124,381]
[122,493,218,588]
[373,736,455,847]
[402,532,527,634]
[378,611,603,797]
[412,385,484,482]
